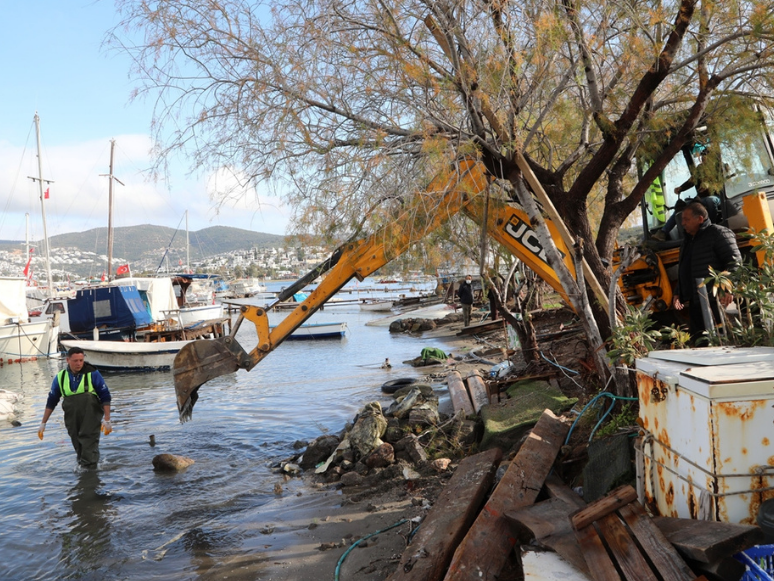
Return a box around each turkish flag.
[116,264,130,276]
[101,271,106,282]
[44,188,49,199]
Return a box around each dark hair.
[66,347,85,357]
[685,201,708,220]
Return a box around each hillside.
[0,224,286,263]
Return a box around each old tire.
[381,377,419,394]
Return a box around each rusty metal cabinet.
[636,346,774,524]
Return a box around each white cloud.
[0,135,291,243]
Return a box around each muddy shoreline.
[252,309,586,580]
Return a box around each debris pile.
[278,381,475,489]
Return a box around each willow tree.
[112,0,774,322]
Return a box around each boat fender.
[381,377,419,394]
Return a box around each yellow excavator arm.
[173,159,598,421]
[174,160,489,420]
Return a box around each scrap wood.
[571,485,697,581]
[505,497,590,575]
[464,370,489,413]
[652,516,764,564]
[388,448,502,581]
[442,409,569,581]
[447,371,475,416]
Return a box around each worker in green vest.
[38,347,112,468]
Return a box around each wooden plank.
[574,521,622,581]
[465,370,489,413]
[618,504,696,581]
[571,485,638,531]
[653,516,765,564]
[544,474,586,509]
[505,498,590,575]
[443,409,569,581]
[447,371,475,416]
[596,511,660,581]
[390,448,503,581]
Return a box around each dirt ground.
[252,306,597,581]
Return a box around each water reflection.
[58,470,115,576]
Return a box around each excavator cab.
[622,121,774,311]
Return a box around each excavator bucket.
[173,337,246,422]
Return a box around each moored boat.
[271,321,347,340]
[359,299,394,312]
[60,339,193,371]
[0,277,58,362]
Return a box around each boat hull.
[0,320,58,361]
[60,339,193,371]
[273,322,347,340]
[359,300,394,312]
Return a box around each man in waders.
[38,347,112,468]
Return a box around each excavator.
[172,158,592,421]
[617,125,774,311]
[173,140,774,421]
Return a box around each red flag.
[101,271,106,282]
[22,248,33,278]
[116,264,130,276]
[44,188,49,199]
[178,258,183,266]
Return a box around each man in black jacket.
[673,202,741,342]
[457,275,474,327]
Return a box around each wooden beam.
[447,371,475,416]
[443,409,569,581]
[653,517,765,564]
[570,485,638,531]
[389,448,503,581]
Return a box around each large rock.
[152,453,195,472]
[396,434,427,464]
[349,402,387,458]
[299,434,341,470]
[364,443,395,468]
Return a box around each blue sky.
[0,0,290,242]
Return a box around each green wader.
[62,391,104,468]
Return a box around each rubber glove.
[101,419,112,435]
[38,422,45,440]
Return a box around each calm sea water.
[0,282,457,581]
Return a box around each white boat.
[175,303,225,327]
[359,299,394,312]
[271,321,348,340]
[229,278,268,298]
[0,277,58,362]
[60,339,194,371]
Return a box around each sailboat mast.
[186,210,190,273]
[33,113,54,299]
[100,139,123,282]
[107,139,115,282]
